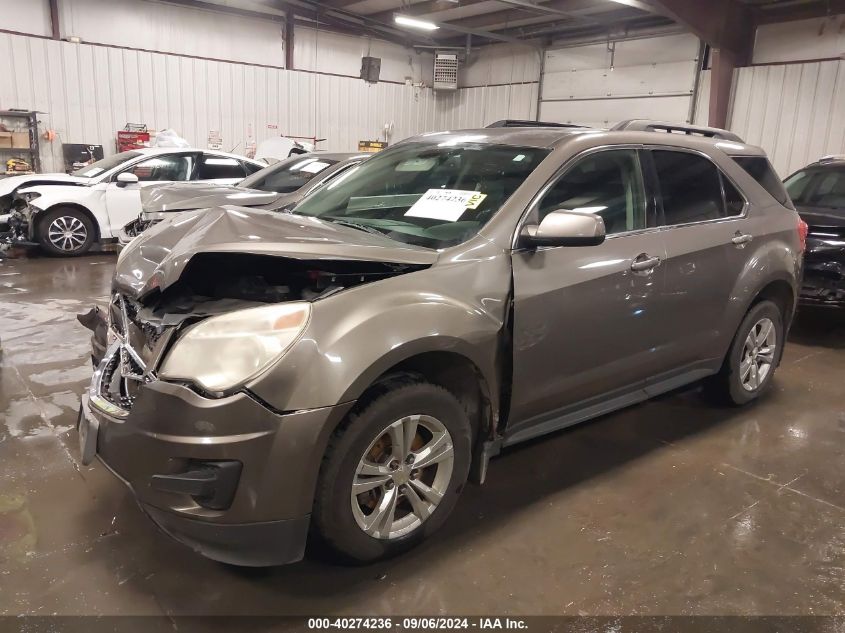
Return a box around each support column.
[285,11,295,71]
[49,0,60,40]
[709,48,736,129]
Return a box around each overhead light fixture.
[394,14,440,31]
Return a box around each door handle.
[631,254,661,272]
[732,233,753,246]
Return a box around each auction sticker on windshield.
[405,189,487,222]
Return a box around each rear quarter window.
[731,156,793,209]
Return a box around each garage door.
[539,33,702,129]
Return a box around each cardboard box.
[0,132,12,148]
[11,132,28,148]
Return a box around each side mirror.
[115,172,139,188]
[519,209,606,248]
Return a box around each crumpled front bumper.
[78,305,355,566]
[81,382,353,566]
[0,207,36,248]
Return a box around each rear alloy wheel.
[313,381,471,564]
[708,300,784,406]
[39,208,95,257]
[739,317,777,392]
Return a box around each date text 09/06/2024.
[307,617,529,630]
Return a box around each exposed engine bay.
[137,252,427,323]
[82,252,428,367]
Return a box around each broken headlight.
[159,302,311,393]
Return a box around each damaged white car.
[3,148,264,256]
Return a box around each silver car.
[117,153,366,246]
[78,121,802,567]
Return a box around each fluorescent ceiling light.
[394,14,439,30]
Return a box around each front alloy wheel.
[48,215,88,253]
[351,414,454,540]
[38,207,96,256]
[313,381,471,564]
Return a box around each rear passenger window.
[653,151,724,225]
[732,156,792,208]
[198,155,246,180]
[538,149,647,235]
[242,161,263,175]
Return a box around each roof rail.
[486,119,585,129]
[819,154,845,164]
[612,119,744,143]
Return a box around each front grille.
[91,293,175,416]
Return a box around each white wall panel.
[729,61,845,177]
[58,0,285,66]
[294,27,432,85]
[540,33,700,128]
[0,32,534,173]
[0,0,51,36]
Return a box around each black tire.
[707,300,784,406]
[37,207,96,257]
[312,381,472,564]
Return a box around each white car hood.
[0,173,90,197]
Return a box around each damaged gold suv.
[78,122,803,566]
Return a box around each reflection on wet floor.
[0,253,843,617]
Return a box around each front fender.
[247,244,512,415]
[27,185,109,237]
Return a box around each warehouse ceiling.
[174,0,845,48]
[304,0,845,46]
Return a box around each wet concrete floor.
[0,253,843,617]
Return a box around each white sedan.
[3,148,264,256]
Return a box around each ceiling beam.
[368,0,491,23]
[754,0,845,24]
[621,0,754,62]
[489,12,672,38]
[422,16,542,45]
[277,0,438,44]
[442,0,637,31]
[493,0,613,26]
[314,0,367,7]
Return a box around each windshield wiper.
[327,218,386,237]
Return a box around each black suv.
[785,155,845,307]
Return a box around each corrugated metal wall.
[729,61,845,176]
[0,32,537,173]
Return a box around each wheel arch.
[751,278,796,328]
[335,335,499,443]
[349,349,497,447]
[719,274,797,370]
[34,202,101,242]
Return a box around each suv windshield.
[785,166,845,212]
[73,151,141,178]
[292,142,550,249]
[241,156,339,193]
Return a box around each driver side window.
[129,154,195,182]
[538,149,647,235]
